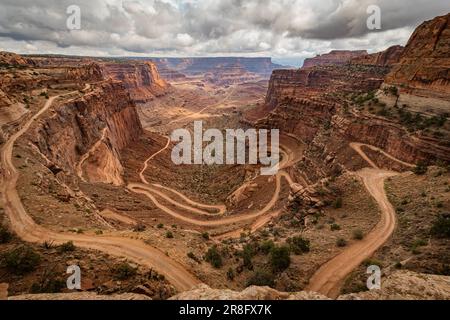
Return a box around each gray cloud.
[0,0,448,59]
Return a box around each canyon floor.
[0,49,449,300]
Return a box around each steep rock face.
[302,50,368,68]
[204,63,261,85]
[264,65,386,109]
[32,81,142,185]
[351,45,404,67]
[385,13,450,100]
[102,61,168,103]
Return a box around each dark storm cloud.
[0,0,448,57]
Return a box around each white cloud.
[0,0,447,59]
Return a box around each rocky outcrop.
[351,45,404,67]
[385,13,450,100]
[170,284,329,300]
[302,50,368,69]
[170,271,450,300]
[0,51,30,66]
[339,271,450,300]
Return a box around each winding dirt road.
[306,142,411,298]
[0,87,201,292]
[130,138,302,235]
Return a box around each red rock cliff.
[385,13,450,100]
[102,61,168,103]
[302,50,368,68]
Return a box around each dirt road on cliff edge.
[0,87,201,292]
[306,142,413,298]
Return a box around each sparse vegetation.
[287,236,311,255]
[1,245,41,275]
[413,161,428,175]
[269,245,291,272]
[352,229,364,240]
[205,245,223,269]
[165,231,174,239]
[113,262,137,280]
[336,238,347,247]
[246,269,275,287]
[333,197,343,209]
[58,241,75,253]
[330,223,341,231]
[431,214,450,238]
[0,225,12,244]
[187,252,201,264]
[201,232,210,240]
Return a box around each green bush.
[205,245,223,269]
[330,223,341,231]
[2,245,41,275]
[246,269,275,287]
[58,241,75,253]
[0,225,12,244]
[287,236,310,255]
[242,244,255,269]
[336,238,347,247]
[166,231,174,239]
[227,268,235,281]
[187,252,201,263]
[431,214,450,238]
[259,240,275,255]
[30,269,65,294]
[333,197,343,209]
[413,161,428,175]
[269,246,291,272]
[113,262,137,280]
[352,230,364,240]
[201,232,210,240]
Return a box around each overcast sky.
[0,0,448,64]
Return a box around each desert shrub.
[2,245,41,275]
[363,259,383,267]
[113,262,137,280]
[242,244,255,269]
[166,231,174,239]
[205,245,223,269]
[58,241,75,253]
[269,246,291,272]
[246,269,275,287]
[156,223,164,229]
[187,252,201,263]
[413,161,428,175]
[42,241,54,250]
[330,223,341,231]
[431,214,450,238]
[227,268,235,281]
[336,238,347,247]
[333,197,343,209]
[287,236,310,255]
[133,223,146,232]
[30,269,65,294]
[259,240,275,255]
[352,229,364,240]
[0,225,12,244]
[201,232,210,240]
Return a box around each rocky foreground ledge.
[4,271,448,300]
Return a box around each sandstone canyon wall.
[385,13,450,100]
[302,50,368,68]
[102,61,168,104]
